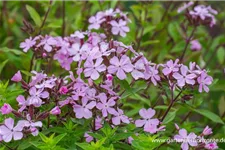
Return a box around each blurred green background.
[0,1,224,149]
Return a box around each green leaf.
[111,132,133,142]
[0,47,24,55]
[163,110,177,124]
[182,104,224,124]
[39,132,49,143]
[217,47,225,64]
[194,109,224,124]
[171,41,186,52]
[26,5,42,26]
[76,143,93,150]
[168,22,181,41]
[0,60,8,75]
[53,133,67,145]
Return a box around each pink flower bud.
[42,53,47,57]
[205,142,218,150]
[11,71,22,82]
[190,40,202,51]
[202,126,212,136]
[50,106,61,115]
[175,123,180,130]
[59,86,68,95]
[106,74,113,81]
[0,103,12,115]
[88,78,93,86]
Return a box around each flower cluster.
[174,125,218,150]
[88,8,130,37]
[162,60,213,93]
[178,3,218,27]
[0,7,217,149]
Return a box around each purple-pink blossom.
[162,59,180,76]
[135,108,160,134]
[205,142,218,150]
[197,72,213,93]
[73,98,96,119]
[20,37,36,52]
[16,95,27,112]
[68,43,90,62]
[59,86,69,95]
[174,128,198,150]
[0,118,24,142]
[50,106,61,115]
[173,65,197,87]
[108,55,133,80]
[110,19,130,37]
[27,87,49,107]
[11,71,22,82]
[0,103,12,115]
[190,40,202,51]
[96,93,116,117]
[112,108,130,125]
[202,126,213,136]
[84,58,106,80]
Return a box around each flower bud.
[0,103,12,115]
[11,71,22,82]
[50,106,61,115]
[202,126,212,136]
[175,123,180,130]
[59,86,68,95]
[106,74,113,81]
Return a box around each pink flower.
[35,77,56,89]
[59,86,68,95]
[96,93,116,117]
[71,31,86,39]
[72,82,88,100]
[110,19,130,37]
[162,59,180,76]
[0,103,12,115]
[27,87,49,107]
[135,108,160,134]
[20,37,36,52]
[174,129,198,150]
[84,58,106,80]
[11,71,22,82]
[106,74,113,81]
[16,95,27,112]
[190,40,202,51]
[173,65,197,87]
[144,65,160,86]
[205,142,218,150]
[73,98,96,119]
[108,55,133,80]
[84,132,94,143]
[50,106,61,115]
[68,43,90,62]
[197,72,213,93]
[88,12,105,30]
[177,2,194,13]
[112,108,130,125]
[202,126,212,136]
[131,59,145,80]
[0,118,24,142]
[189,5,218,27]
[37,36,57,52]
[29,71,47,87]
[19,115,42,136]
[95,116,103,130]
